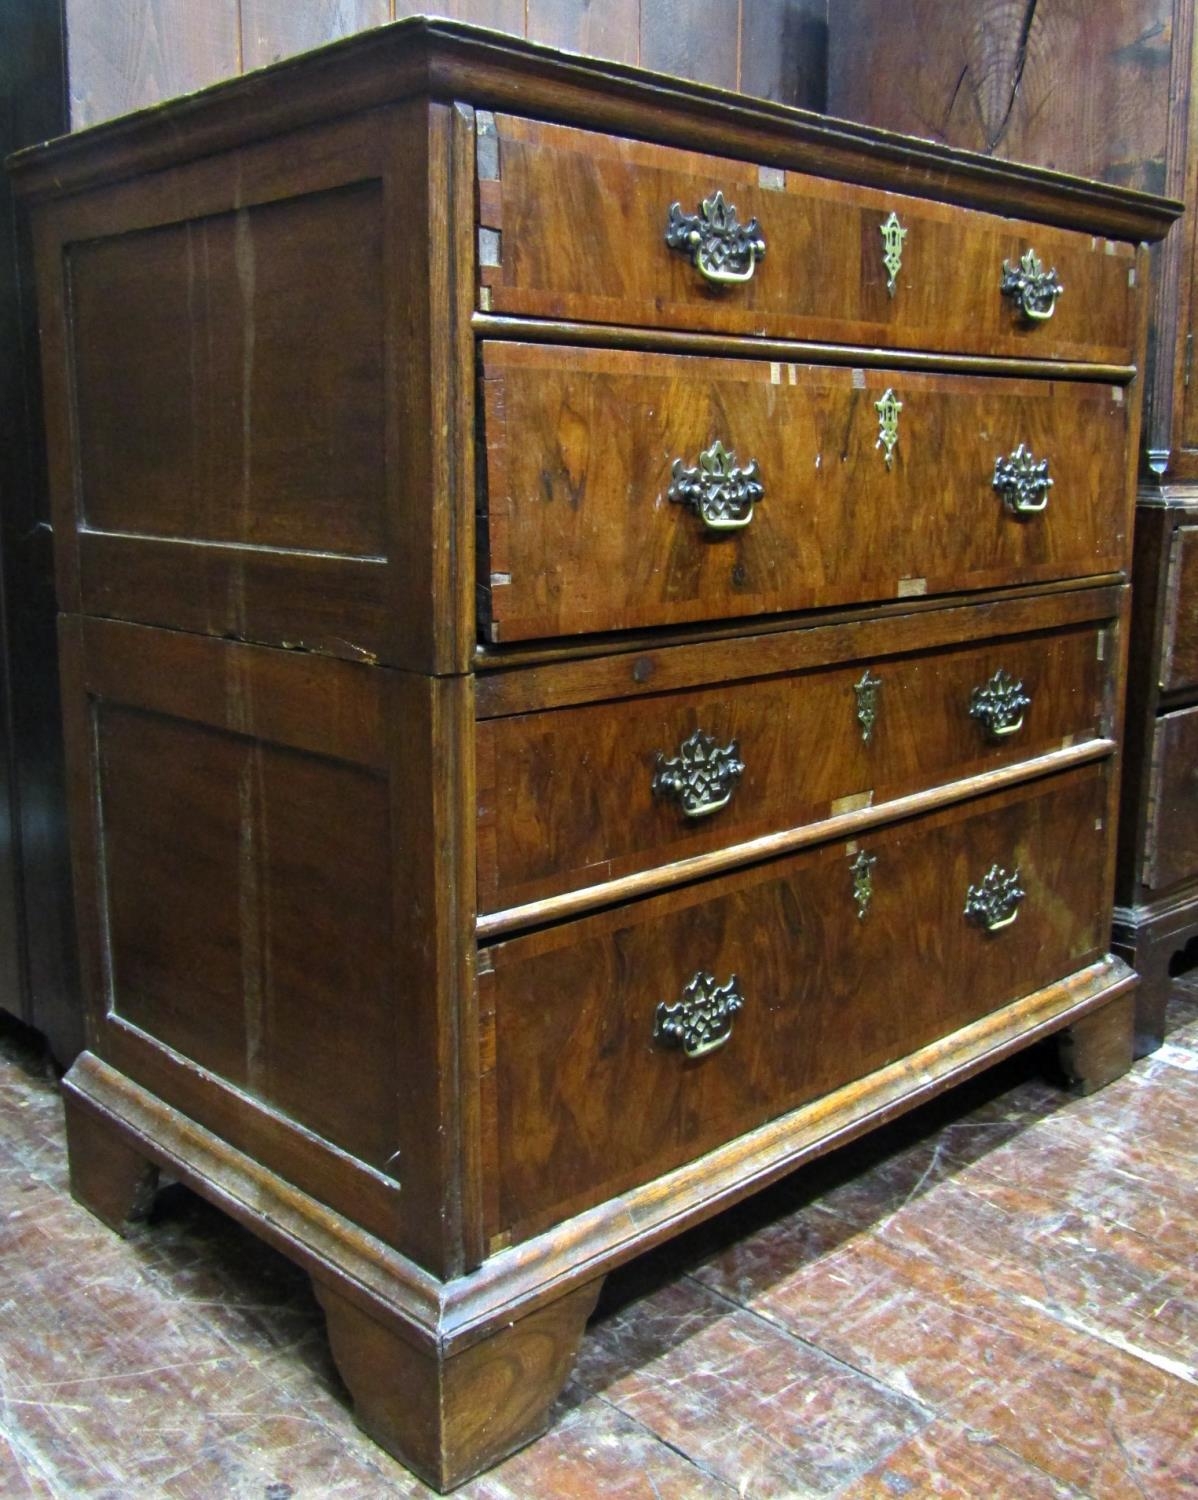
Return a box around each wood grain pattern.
[317,1277,602,1489]
[826,0,1175,194]
[480,114,1140,363]
[59,615,481,1273]
[1115,498,1198,1052]
[487,764,1111,1242]
[477,622,1110,914]
[69,182,387,557]
[241,0,388,72]
[526,0,640,65]
[740,0,828,109]
[1161,524,1198,691]
[481,343,1130,642]
[17,21,1177,247]
[1056,990,1136,1094]
[640,0,739,90]
[1145,705,1198,889]
[66,0,241,129]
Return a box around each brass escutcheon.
[875,389,902,470]
[880,211,907,297]
[850,848,877,920]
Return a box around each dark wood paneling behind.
[64,0,831,126]
[525,0,640,65]
[66,0,241,129]
[242,0,389,71]
[741,0,827,110]
[0,0,82,1064]
[827,0,1174,194]
[639,0,740,90]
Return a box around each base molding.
[1113,887,1198,1054]
[62,953,1136,1490]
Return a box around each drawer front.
[481,344,1129,642]
[478,116,1138,364]
[485,764,1110,1242]
[1161,525,1198,694]
[1145,706,1198,890]
[478,621,1111,916]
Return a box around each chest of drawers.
[11,19,1176,1490]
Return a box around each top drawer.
[477,115,1139,366]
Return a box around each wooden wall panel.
[66,0,241,129]
[393,0,525,35]
[741,0,827,109]
[826,0,1174,193]
[640,0,740,90]
[241,0,388,72]
[66,0,831,126]
[526,0,640,66]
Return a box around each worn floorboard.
[2,975,1197,1497]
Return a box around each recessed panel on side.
[68,182,386,559]
[95,701,397,1171]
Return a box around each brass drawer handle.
[666,190,765,285]
[655,971,743,1058]
[1001,248,1064,322]
[964,865,1025,932]
[969,669,1032,739]
[669,439,763,531]
[652,729,744,818]
[994,444,1052,517]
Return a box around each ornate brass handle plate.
[665,191,766,285]
[964,865,1025,932]
[655,971,744,1058]
[994,444,1052,517]
[1000,249,1064,322]
[970,669,1032,739]
[652,729,745,818]
[669,439,763,531]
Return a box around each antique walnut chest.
[10,19,1178,1490]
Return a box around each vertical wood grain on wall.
[66,0,829,128]
[242,0,388,72]
[826,0,1173,194]
[526,0,640,65]
[66,0,241,129]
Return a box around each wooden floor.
[2,976,1197,1498]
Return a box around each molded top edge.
[7,15,1182,241]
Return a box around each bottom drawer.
[483,763,1110,1243]
[1145,705,1198,890]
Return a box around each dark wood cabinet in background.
[0,0,83,1066]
